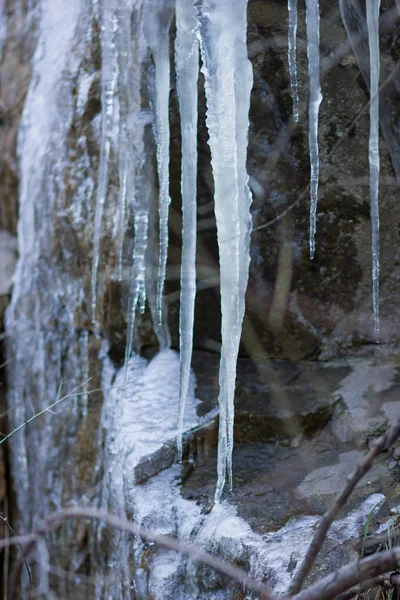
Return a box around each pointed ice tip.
[310,246,315,260]
[374,321,380,344]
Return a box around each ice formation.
[195,0,253,501]
[91,0,118,318]
[288,0,299,122]
[91,0,385,500]
[175,0,199,459]
[118,1,151,371]
[143,0,174,326]
[306,0,322,259]
[366,0,381,341]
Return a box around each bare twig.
[334,575,387,600]
[0,510,31,600]
[290,548,400,600]
[0,377,148,445]
[0,506,274,600]
[0,379,92,445]
[287,419,400,595]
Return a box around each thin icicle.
[175,0,199,460]
[288,0,299,122]
[91,0,118,318]
[116,2,131,282]
[122,2,151,372]
[306,0,322,259]
[196,0,253,502]
[124,211,149,380]
[80,330,89,418]
[144,0,174,326]
[366,0,381,342]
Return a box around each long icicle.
[144,0,174,326]
[288,0,299,122]
[306,0,322,259]
[175,0,199,459]
[366,0,381,341]
[196,0,253,502]
[122,1,150,373]
[91,0,118,319]
[116,1,131,282]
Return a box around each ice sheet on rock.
[288,0,299,122]
[98,347,203,597]
[143,0,174,326]
[104,349,200,480]
[91,0,118,319]
[175,0,199,460]
[329,493,385,542]
[131,467,204,599]
[6,0,83,535]
[195,0,253,502]
[251,494,385,594]
[306,0,322,259]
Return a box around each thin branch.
[287,419,400,595]
[0,377,146,445]
[290,548,400,600]
[334,575,387,600]
[1,506,274,600]
[0,379,92,445]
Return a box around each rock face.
[1,0,400,599]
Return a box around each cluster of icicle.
[288,0,381,340]
[91,0,385,501]
[90,0,253,502]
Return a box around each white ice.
[175,0,199,459]
[288,0,299,122]
[195,0,253,502]
[91,0,118,319]
[366,0,381,342]
[143,0,174,326]
[306,0,322,259]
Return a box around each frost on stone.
[195,0,253,502]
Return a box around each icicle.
[175,1,199,460]
[124,211,149,379]
[116,2,131,282]
[288,0,299,122]
[80,330,89,418]
[121,2,151,372]
[91,0,118,319]
[306,0,322,259]
[144,0,174,326]
[367,0,381,342]
[196,0,253,502]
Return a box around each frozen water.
[306,0,322,259]
[195,0,253,502]
[175,0,199,459]
[366,0,381,341]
